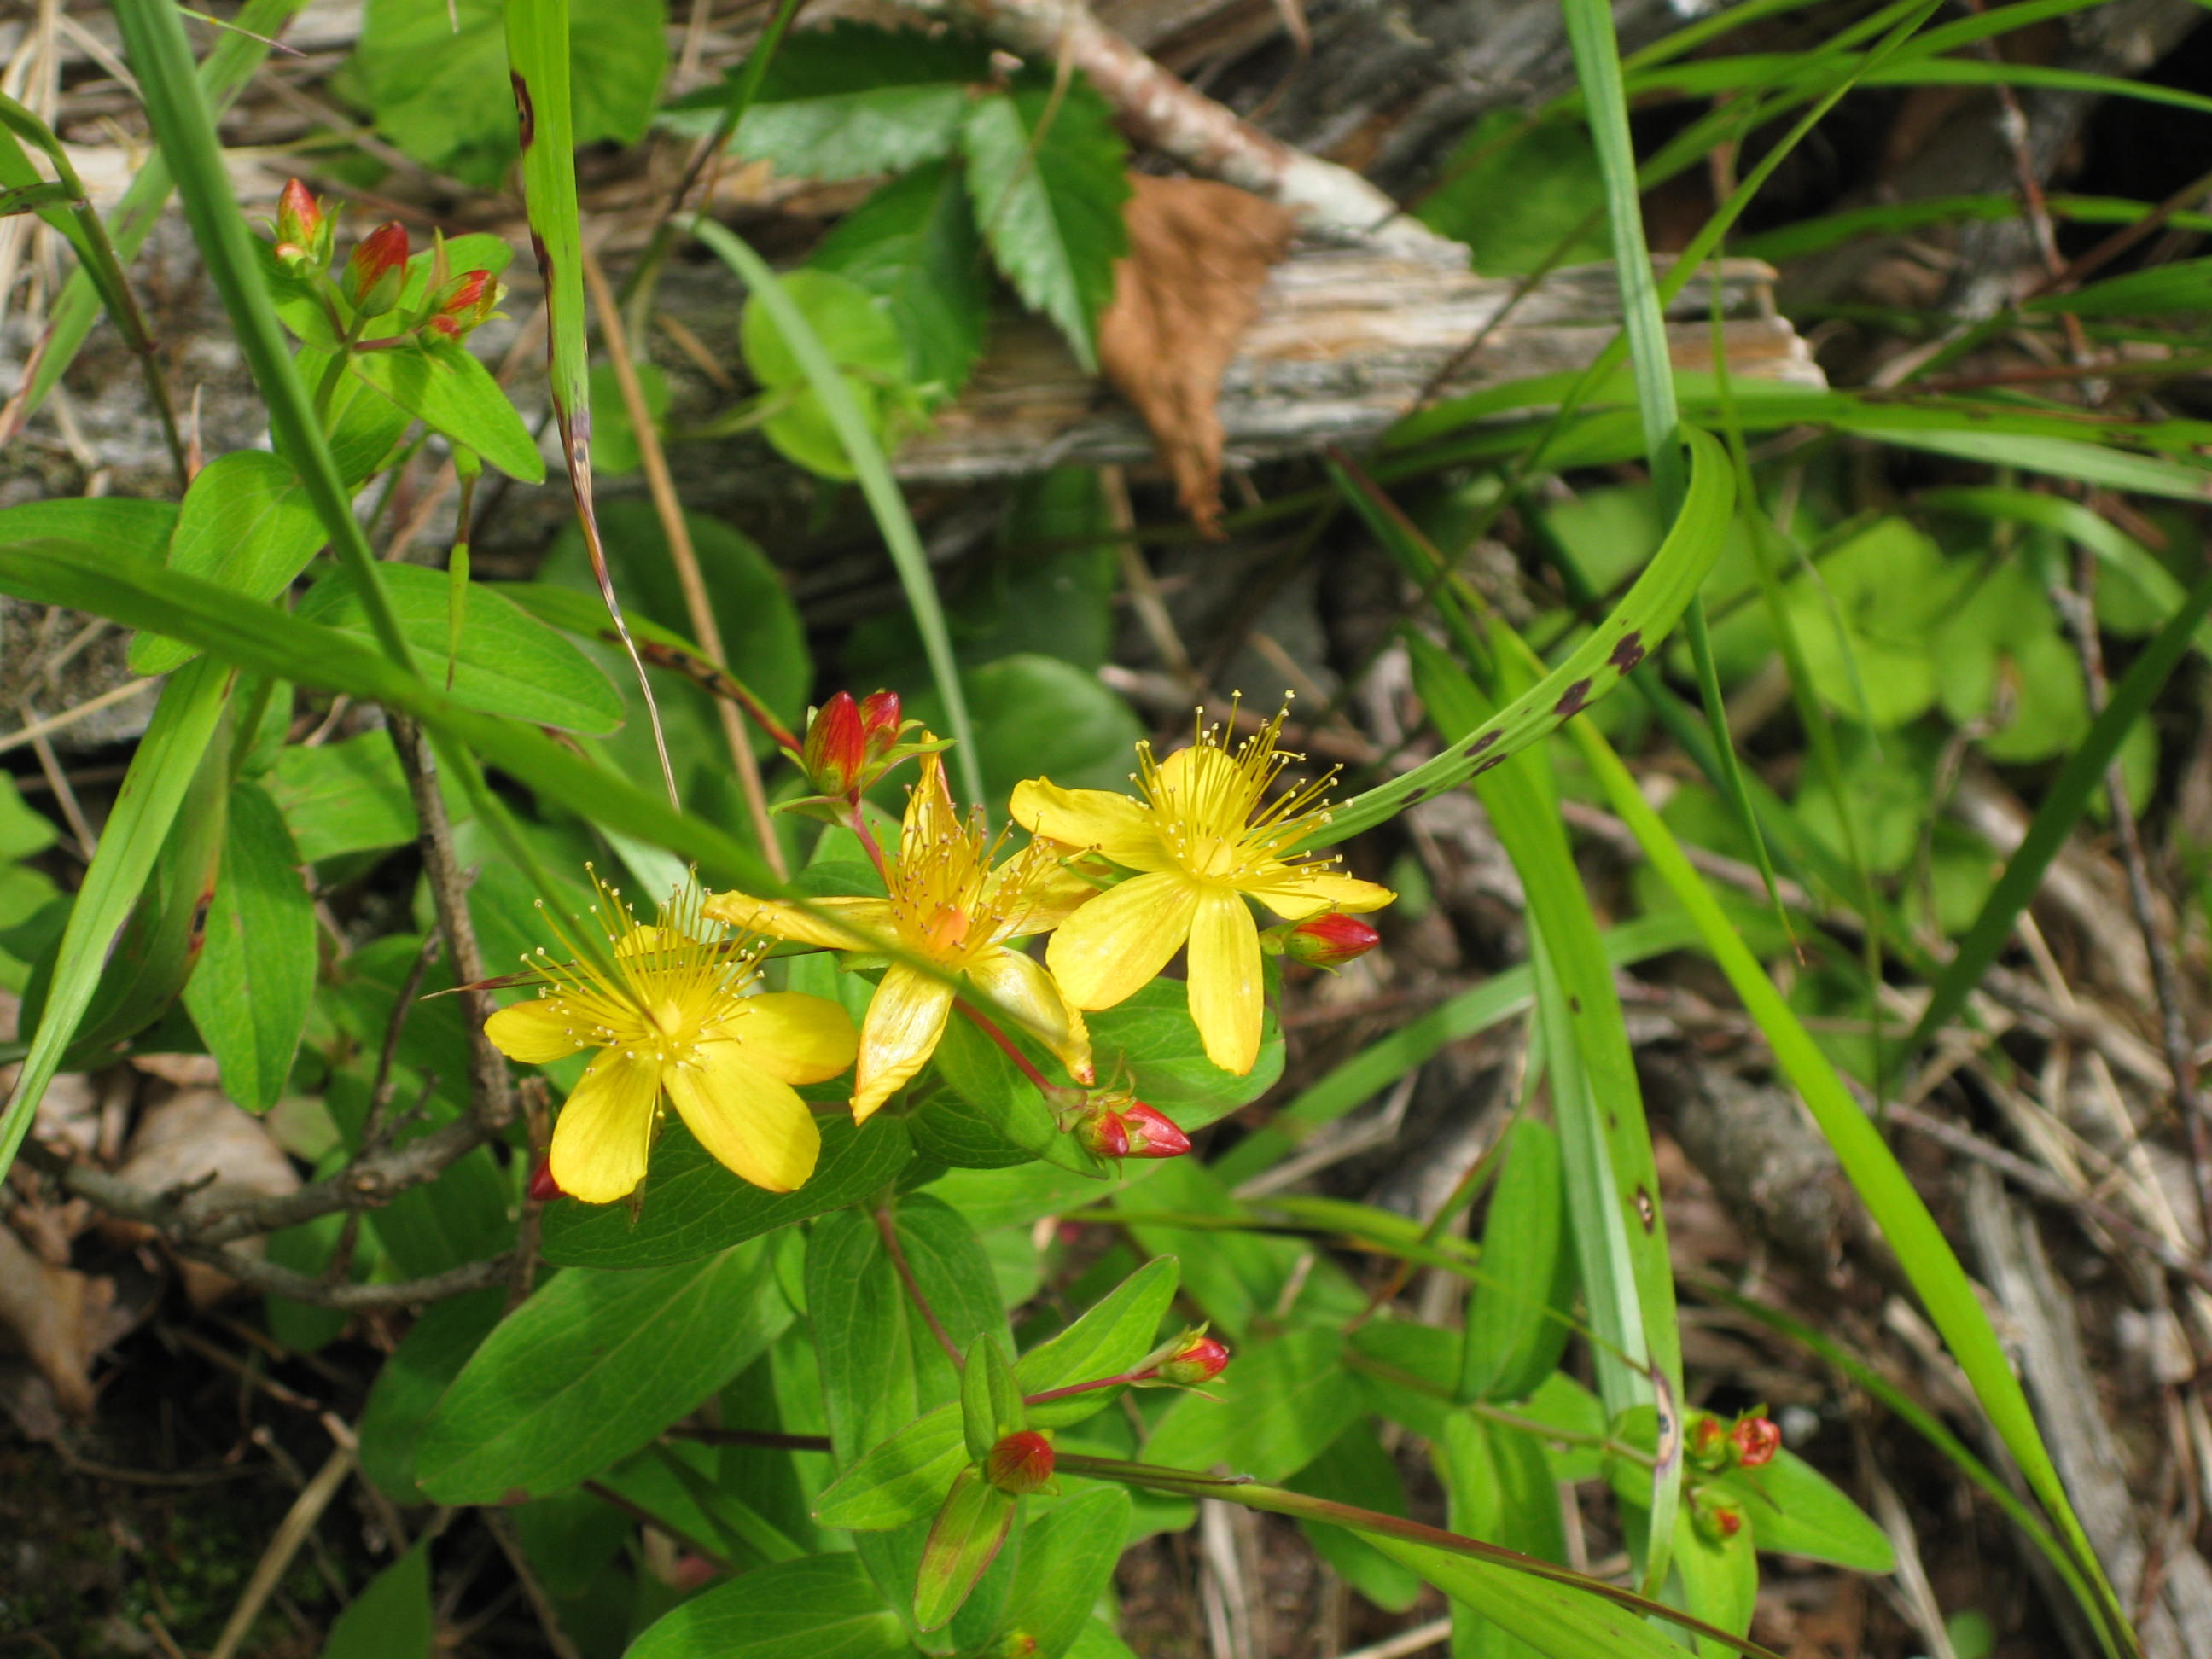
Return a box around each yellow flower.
[484,875,858,1203]
[1010,707,1393,1076]
[706,755,1096,1121]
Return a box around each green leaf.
[816,160,990,400]
[0,777,56,863]
[1368,1534,1690,1659]
[1087,976,1284,1131]
[1462,1116,1575,1403]
[963,1332,1024,1459]
[809,1206,927,1464]
[353,0,666,186]
[322,1541,432,1659]
[1417,111,1608,275]
[181,780,316,1112]
[356,1287,505,1501]
[998,1487,1132,1659]
[295,562,621,733]
[586,358,667,476]
[715,22,991,181]
[741,268,911,480]
[131,451,321,676]
[1781,518,1965,729]
[960,77,1130,372]
[0,496,174,562]
[265,730,439,864]
[1711,1451,1895,1572]
[1441,1413,1569,1659]
[915,1466,1018,1631]
[1672,1505,1758,1659]
[416,1242,791,1504]
[351,343,548,483]
[1144,1328,1361,1482]
[625,1553,911,1659]
[541,1114,911,1267]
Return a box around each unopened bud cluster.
[266,180,504,349]
[1070,1096,1189,1161]
[1686,1409,1781,1475]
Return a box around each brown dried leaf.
[0,1223,114,1420]
[108,1089,301,1306]
[1097,175,1295,538]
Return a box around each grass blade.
[689,216,983,806]
[505,0,680,806]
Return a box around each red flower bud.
[1697,1499,1744,1542]
[1731,1415,1781,1469]
[801,692,868,799]
[1074,1108,1131,1160]
[1155,1330,1230,1385]
[859,690,902,752]
[985,1430,1056,1496]
[1686,1414,1731,1471]
[274,178,328,269]
[527,1157,562,1203]
[342,221,410,315]
[423,268,498,342]
[1119,1103,1190,1160]
[1282,911,1380,969]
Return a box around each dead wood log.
[894,248,1822,481]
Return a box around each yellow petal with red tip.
[1187,888,1264,1076]
[969,947,1093,1084]
[666,1042,822,1193]
[853,964,956,1122]
[548,1052,661,1203]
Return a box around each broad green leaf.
[817,1257,1179,1532]
[351,343,547,483]
[1441,1413,1568,1659]
[998,1487,1132,1659]
[0,777,57,863]
[353,0,666,185]
[899,1194,1012,1376]
[131,451,321,676]
[296,562,621,733]
[1672,1506,1758,1659]
[0,496,174,562]
[961,77,1129,371]
[1711,1450,1895,1573]
[182,779,316,1112]
[1143,1328,1360,1482]
[1090,975,1285,1130]
[809,1206,925,1464]
[356,1287,505,1501]
[265,730,449,864]
[1417,111,1607,274]
[322,1541,432,1659]
[1369,1534,1691,1659]
[416,1242,791,1504]
[1780,518,1965,730]
[715,22,991,180]
[587,358,668,476]
[741,268,911,480]
[1462,1116,1574,1403]
[1069,1621,1141,1659]
[816,160,990,400]
[2028,255,2212,317]
[1117,1157,1364,1340]
[914,1467,1017,1631]
[963,1334,1023,1459]
[542,1114,911,1267]
[626,1553,910,1659]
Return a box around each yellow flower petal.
[1187,887,1264,1076]
[969,947,1093,1085]
[1010,778,1164,871]
[720,991,859,1085]
[1242,869,1397,921]
[701,892,894,951]
[549,1052,661,1204]
[986,851,1098,941]
[484,997,593,1065]
[666,1041,823,1193]
[853,963,957,1122]
[1045,870,1200,1011]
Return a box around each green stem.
[1051,1453,1779,1659]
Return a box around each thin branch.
[482,1511,585,1659]
[389,716,515,1132]
[581,1479,733,1573]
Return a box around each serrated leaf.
[181,779,316,1112]
[816,160,990,400]
[416,1243,790,1505]
[716,23,991,181]
[540,1114,911,1267]
[961,78,1129,370]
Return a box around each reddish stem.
[843,800,896,888]
[874,1206,966,1368]
[1023,1369,1153,1406]
[958,1003,1058,1092]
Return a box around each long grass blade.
[505,0,680,806]
[689,216,984,806]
